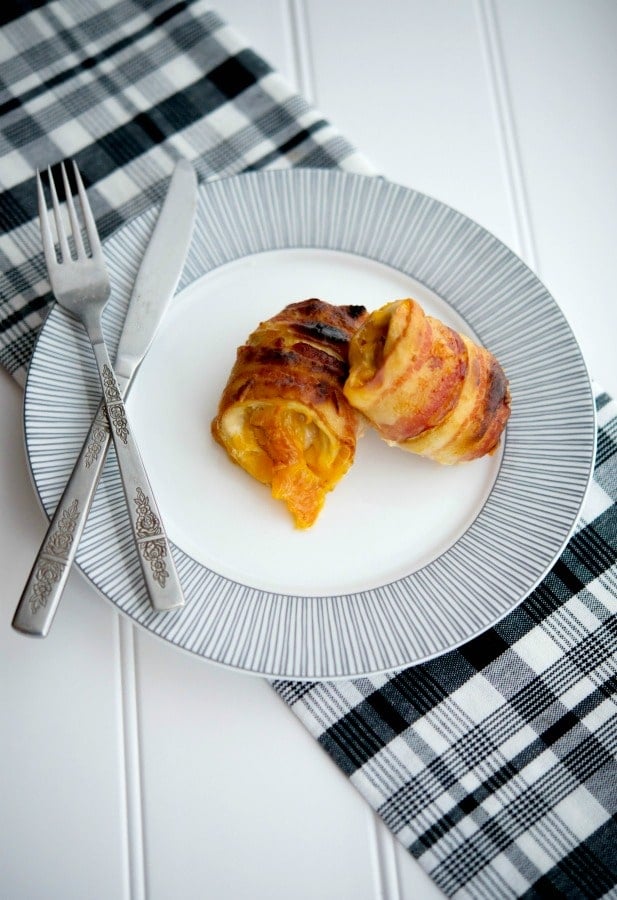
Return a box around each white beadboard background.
[1,2,616,898]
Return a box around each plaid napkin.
[1,4,616,897]
[275,393,617,896]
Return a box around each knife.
[13,159,198,636]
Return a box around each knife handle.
[91,339,185,614]
[12,382,184,635]
[13,400,112,636]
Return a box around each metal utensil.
[13,160,197,635]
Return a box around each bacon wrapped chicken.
[211,299,367,528]
[343,299,510,463]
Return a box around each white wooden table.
[2,3,616,897]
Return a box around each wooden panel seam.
[369,809,404,900]
[284,0,316,100]
[474,0,540,271]
[118,616,147,900]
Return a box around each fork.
[34,161,184,613]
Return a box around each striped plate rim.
[24,169,596,678]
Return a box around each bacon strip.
[211,299,367,528]
[344,299,511,463]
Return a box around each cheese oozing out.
[211,299,367,528]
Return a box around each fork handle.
[13,399,114,636]
[13,346,184,636]
[90,338,185,613]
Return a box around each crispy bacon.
[344,299,511,464]
[211,299,367,528]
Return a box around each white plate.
[24,170,596,678]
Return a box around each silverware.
[13,159,197,635]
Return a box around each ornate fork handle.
[13,363,182,635]
[13,160,193,636]
[13,398,113,635]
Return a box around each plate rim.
[23,168,597,678]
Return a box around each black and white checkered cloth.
[1,3,615,897]
[275,390,617,896]
[0,0,370,384]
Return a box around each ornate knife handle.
[90,340,184,615]
[13,400,114,636]
[13,361,184,636]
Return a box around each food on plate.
[343,298,510,463]
[211,299,368,528]
[213,296,511,528]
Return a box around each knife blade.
[13,159,198,636]
[113,159,197,390]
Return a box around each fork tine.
[36,169,58,274]
[47,165,71,263]
[61,161,87,260]
[72,162,102,259]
